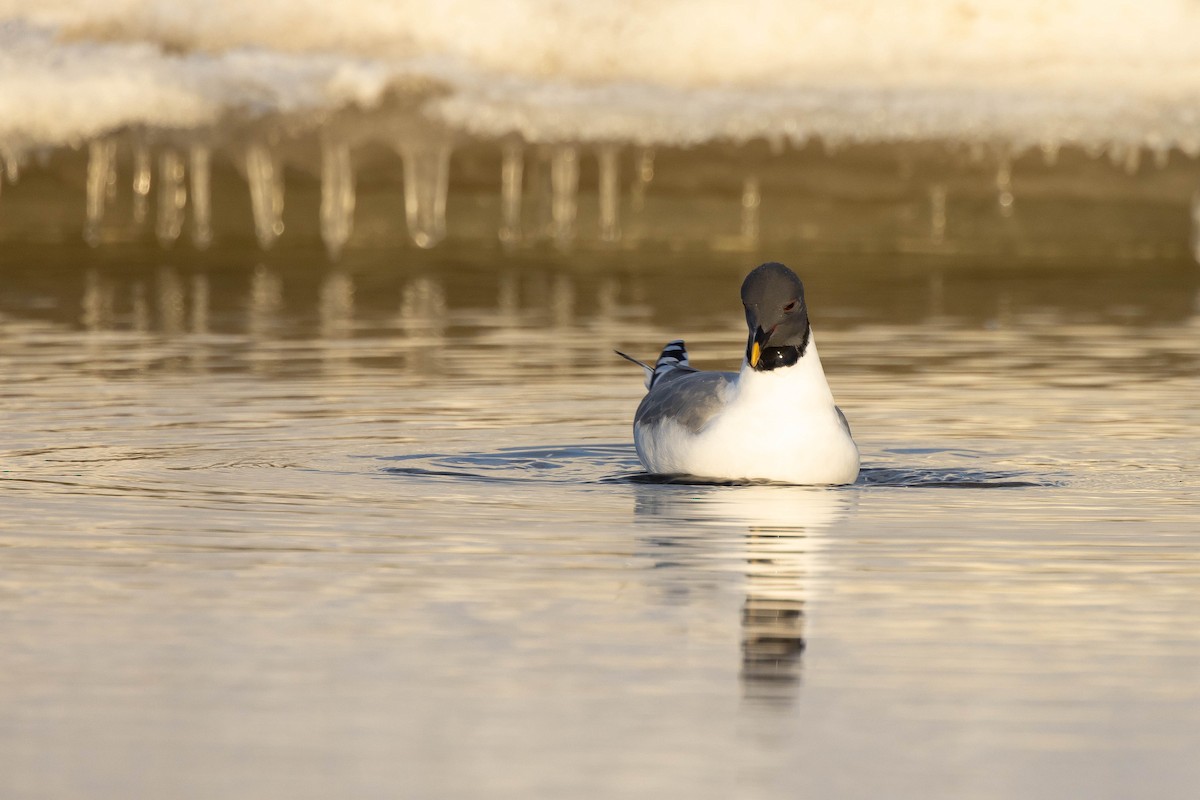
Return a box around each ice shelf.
[4,3,1200,157]
[1,2,1200,259]
[1,124,1198,261]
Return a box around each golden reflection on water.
[2,244,1200,798]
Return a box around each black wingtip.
[614,350,652,371]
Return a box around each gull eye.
[782,301,798,313]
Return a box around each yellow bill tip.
[750,341,761,368]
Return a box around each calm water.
[2,245,1199,799]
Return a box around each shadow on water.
[377,444,1060,489]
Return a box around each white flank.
[634,335,860,485]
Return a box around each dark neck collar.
[754,324,810,372]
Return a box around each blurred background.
[2,4,1200,799]
[2,0,1199,260]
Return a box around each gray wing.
[634,369,738,435]
[835,406,853,437]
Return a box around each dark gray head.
[740,262,811,371]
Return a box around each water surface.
[2,246,1199,799]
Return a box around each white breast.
[634,336,860,485]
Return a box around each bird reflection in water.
[633,484,848,702]
[741,535,810,694]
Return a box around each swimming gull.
[617,262,860,485]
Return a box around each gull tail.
[614,339,690,390]
[614,349,654,389]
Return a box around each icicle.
[132,142,152,225]
[156,148,186,247]
[499,141,524,245]
[1039,139,1060,166]
[929,183,947,245]
[531,147,553,239]
[996,157,1014,217]
[0,151,13,200]
[319,138,356,259]
[189,145,212,250]
[400,143,450,249]
[549,144,579,247]
[84,138,116,246]
[597,145,621,243]
[1106,143,1122,169]
[105,154,118,203]
[1191,191,1200,266]
[246,143,285,250]
[741,174,761,246]
[631,148,654,212]
[1122,146,1141,175]
[1106,142,1138,173]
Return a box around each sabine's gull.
[617,262,859,485]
